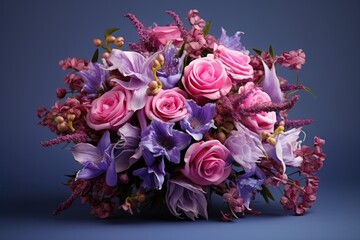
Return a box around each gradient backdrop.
[1,0,359,239]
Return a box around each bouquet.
[38,9,326,221]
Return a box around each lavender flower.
[78,62,109,97]
[114,123,142,172]
[71,131,117,187]
[225,122,265,172]
[263,128,304,169]
[260,61,284,104]
[166,177,208,220]
[141,120,191,164]
[107,50,158,111]
[180,100,216,141]
[217,28,248,53]
[156,44,185,89]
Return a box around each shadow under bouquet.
[38,9,326,221]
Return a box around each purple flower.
[133,150,165,190]
[71,131,117,187]
[107,50,158,111]
[156,44,186,89]
[141,119,191,164]
[78,62,109,97]
[263,128,304,170]
[114,123,142,172]
[260,61,284,104]
[166,177,208,220]
[225,122,265,172]
[180,100,216,141]
[236,173,264,209]
[217,28,248,53]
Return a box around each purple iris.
[180,100,216,141]
[217,28,248,53]
[156,44,186,89]
[236,169,265,209]
[141,119,191,164]
[71,131,117,187]
[78,62,109,97]
[133,150,165,190]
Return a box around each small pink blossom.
[277,49,306,70]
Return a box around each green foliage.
[259,185,275,204]
[91,48,99,63]
[203,20,212,36]
[104,27,119,39]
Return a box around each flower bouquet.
[38,9,326,221]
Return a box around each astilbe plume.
[166,10,188,39]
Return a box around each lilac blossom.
[180,100,216,141]
[114,123,142,172]
[141,119,191,164]
[225,122,265,172]
[107,50,158,111]
[78,62,109,97]
[166,177,208,220]
[156,44,185,89]
[260,61,284,104]
[217,28,248,54]
[264,128,304,170]
[71,131,117,187]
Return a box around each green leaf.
[91,48,99,63]
[203,19,212,36]
[259,185,275,204]
[177,41,186,58]
[104,27,119,39]
[304,86,317,98]
[269,45,275,59]
[252,48,263,56]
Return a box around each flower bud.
[56,88,67,99]
[54,116,65,124]
[148,81,158,90]
[67,113,76,121]
[106,35,116,43]
[92,38,102,47]
[102,52,110,59]
[57,122,69,132]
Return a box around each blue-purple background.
[1,0,359,239]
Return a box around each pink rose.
[149,26,183,48]
[239,82,276,134]
[145,88,188,122]
[182,140,231,186]
[215,45,253,82]
[182,57,232,104]
[86,86,134,131]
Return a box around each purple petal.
[76,167,102,180]
[71,143,101,164]
[97,131,111,155]
[130,86,148,111]
[260,61,284,104]
[106,157,117,187]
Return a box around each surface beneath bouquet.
[38,9,325,221]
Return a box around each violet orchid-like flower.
[166,177,208,220]
[107,50,158,111]
[71,131,117,187]
[141,119,191,164]
[263,128,304,171]
[78,62,109,97]
[236,169,265,209]
[225,122,265,172]
[180,100,216,141]
[133,149,165,190]
[217,28,249,54]
[114,123,142,172]
[260,61,284,104]
[156,43,186,89]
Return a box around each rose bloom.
[239,82,276,134]
[214,44,253,82]
[86,86,134,131]
[182,140,231,186]
[145,88,188,122]
[182,57,232,104]
[148,25,183,48]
